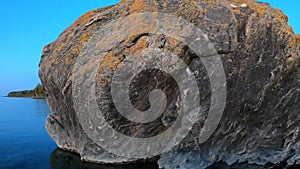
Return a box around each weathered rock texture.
[39,0,300,168]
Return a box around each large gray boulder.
[39,0,300,168]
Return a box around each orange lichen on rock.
[229,0,250,6]
[227,1,269,16]
[129,0,141,12]
[164,37,180,51]
[98,76,108,86]
[242,1,281,20]
[99,53,123,73]
[275,9,289,23]
[288,39,295,48]
[128,36,148,54]
[287,25,294,33]
[288,34,300,49]
[255,4,268,16]
[65,46,81,65]
[286,34,300,63]
[231,7,242,15]
[243,1,295,36]
[97,52,127,86]
[53,33,90,65]
[74,10,96,25]
[79,34,90,43]
[296,34,300,50]
[129,0,159,13]
[52,31,76,54]
[65,56,72,65]
[287,53,296,63]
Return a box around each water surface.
[0,97,159,169]
[0,97,56,169]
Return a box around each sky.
[0,0,299,96]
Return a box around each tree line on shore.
[7,84,46,99]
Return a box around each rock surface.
[39,0,300,168]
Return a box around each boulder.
[39,0,300,168]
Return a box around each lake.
[1,97,299,169]
[0,97,56,169]
[0,97,158,169]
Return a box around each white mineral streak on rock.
[241,3,247,7]
[230,4,238,8]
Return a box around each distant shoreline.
[4,95,46,99]
[7,84,46,99]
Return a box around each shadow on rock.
[50,148,159,169]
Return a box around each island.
[7,84,46,99]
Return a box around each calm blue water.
[3,97,295,169]
[0,97,158,169]
[0,97,56,169]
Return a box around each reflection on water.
[50,148,159,169]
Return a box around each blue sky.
[0,0,299,96]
